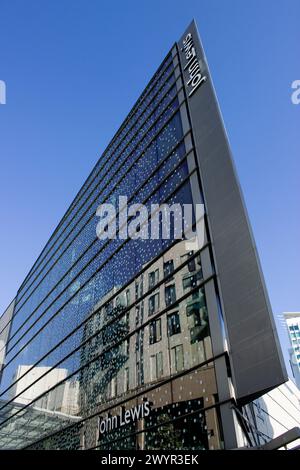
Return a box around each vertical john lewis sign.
[181,32,207,97]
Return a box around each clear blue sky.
[0,0,299,377]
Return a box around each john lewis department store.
[0,21,287,450]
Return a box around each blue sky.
[0,0,299,377]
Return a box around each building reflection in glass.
[77,241,222,450]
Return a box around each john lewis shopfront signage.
[98,401,151,436]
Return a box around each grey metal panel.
[177,20,287,402]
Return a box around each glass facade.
[0,19,288,450]
[0,29,239,450]
[284,314,300,388]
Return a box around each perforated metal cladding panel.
[177,20,287,402]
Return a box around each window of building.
[163,259,174,278]
[136,361,144,386]
[148,269,159,289]
[186,302,200,319]
[149,318,162,345]
[135,330,144,351]
[125,289,131,307]
[135,302,144,325]
[182,272,202,290]
[171,344,184,373]
[187,254,196,272]
[167,311,181,336]
[150,352,163,380]
[148,293,160,316]
[165,284,176,307]
[135,277,143,300]
[181,252,203,276]
[124,367,129,392]
[181,251,196,272]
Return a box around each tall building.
[0,20,287,450]
[244,379,300,449]
[284,312,300,389]
[10,365,79,415]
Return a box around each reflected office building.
[0,21,287,449]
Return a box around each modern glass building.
[283,312,300,389]
[0,20,287,450]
